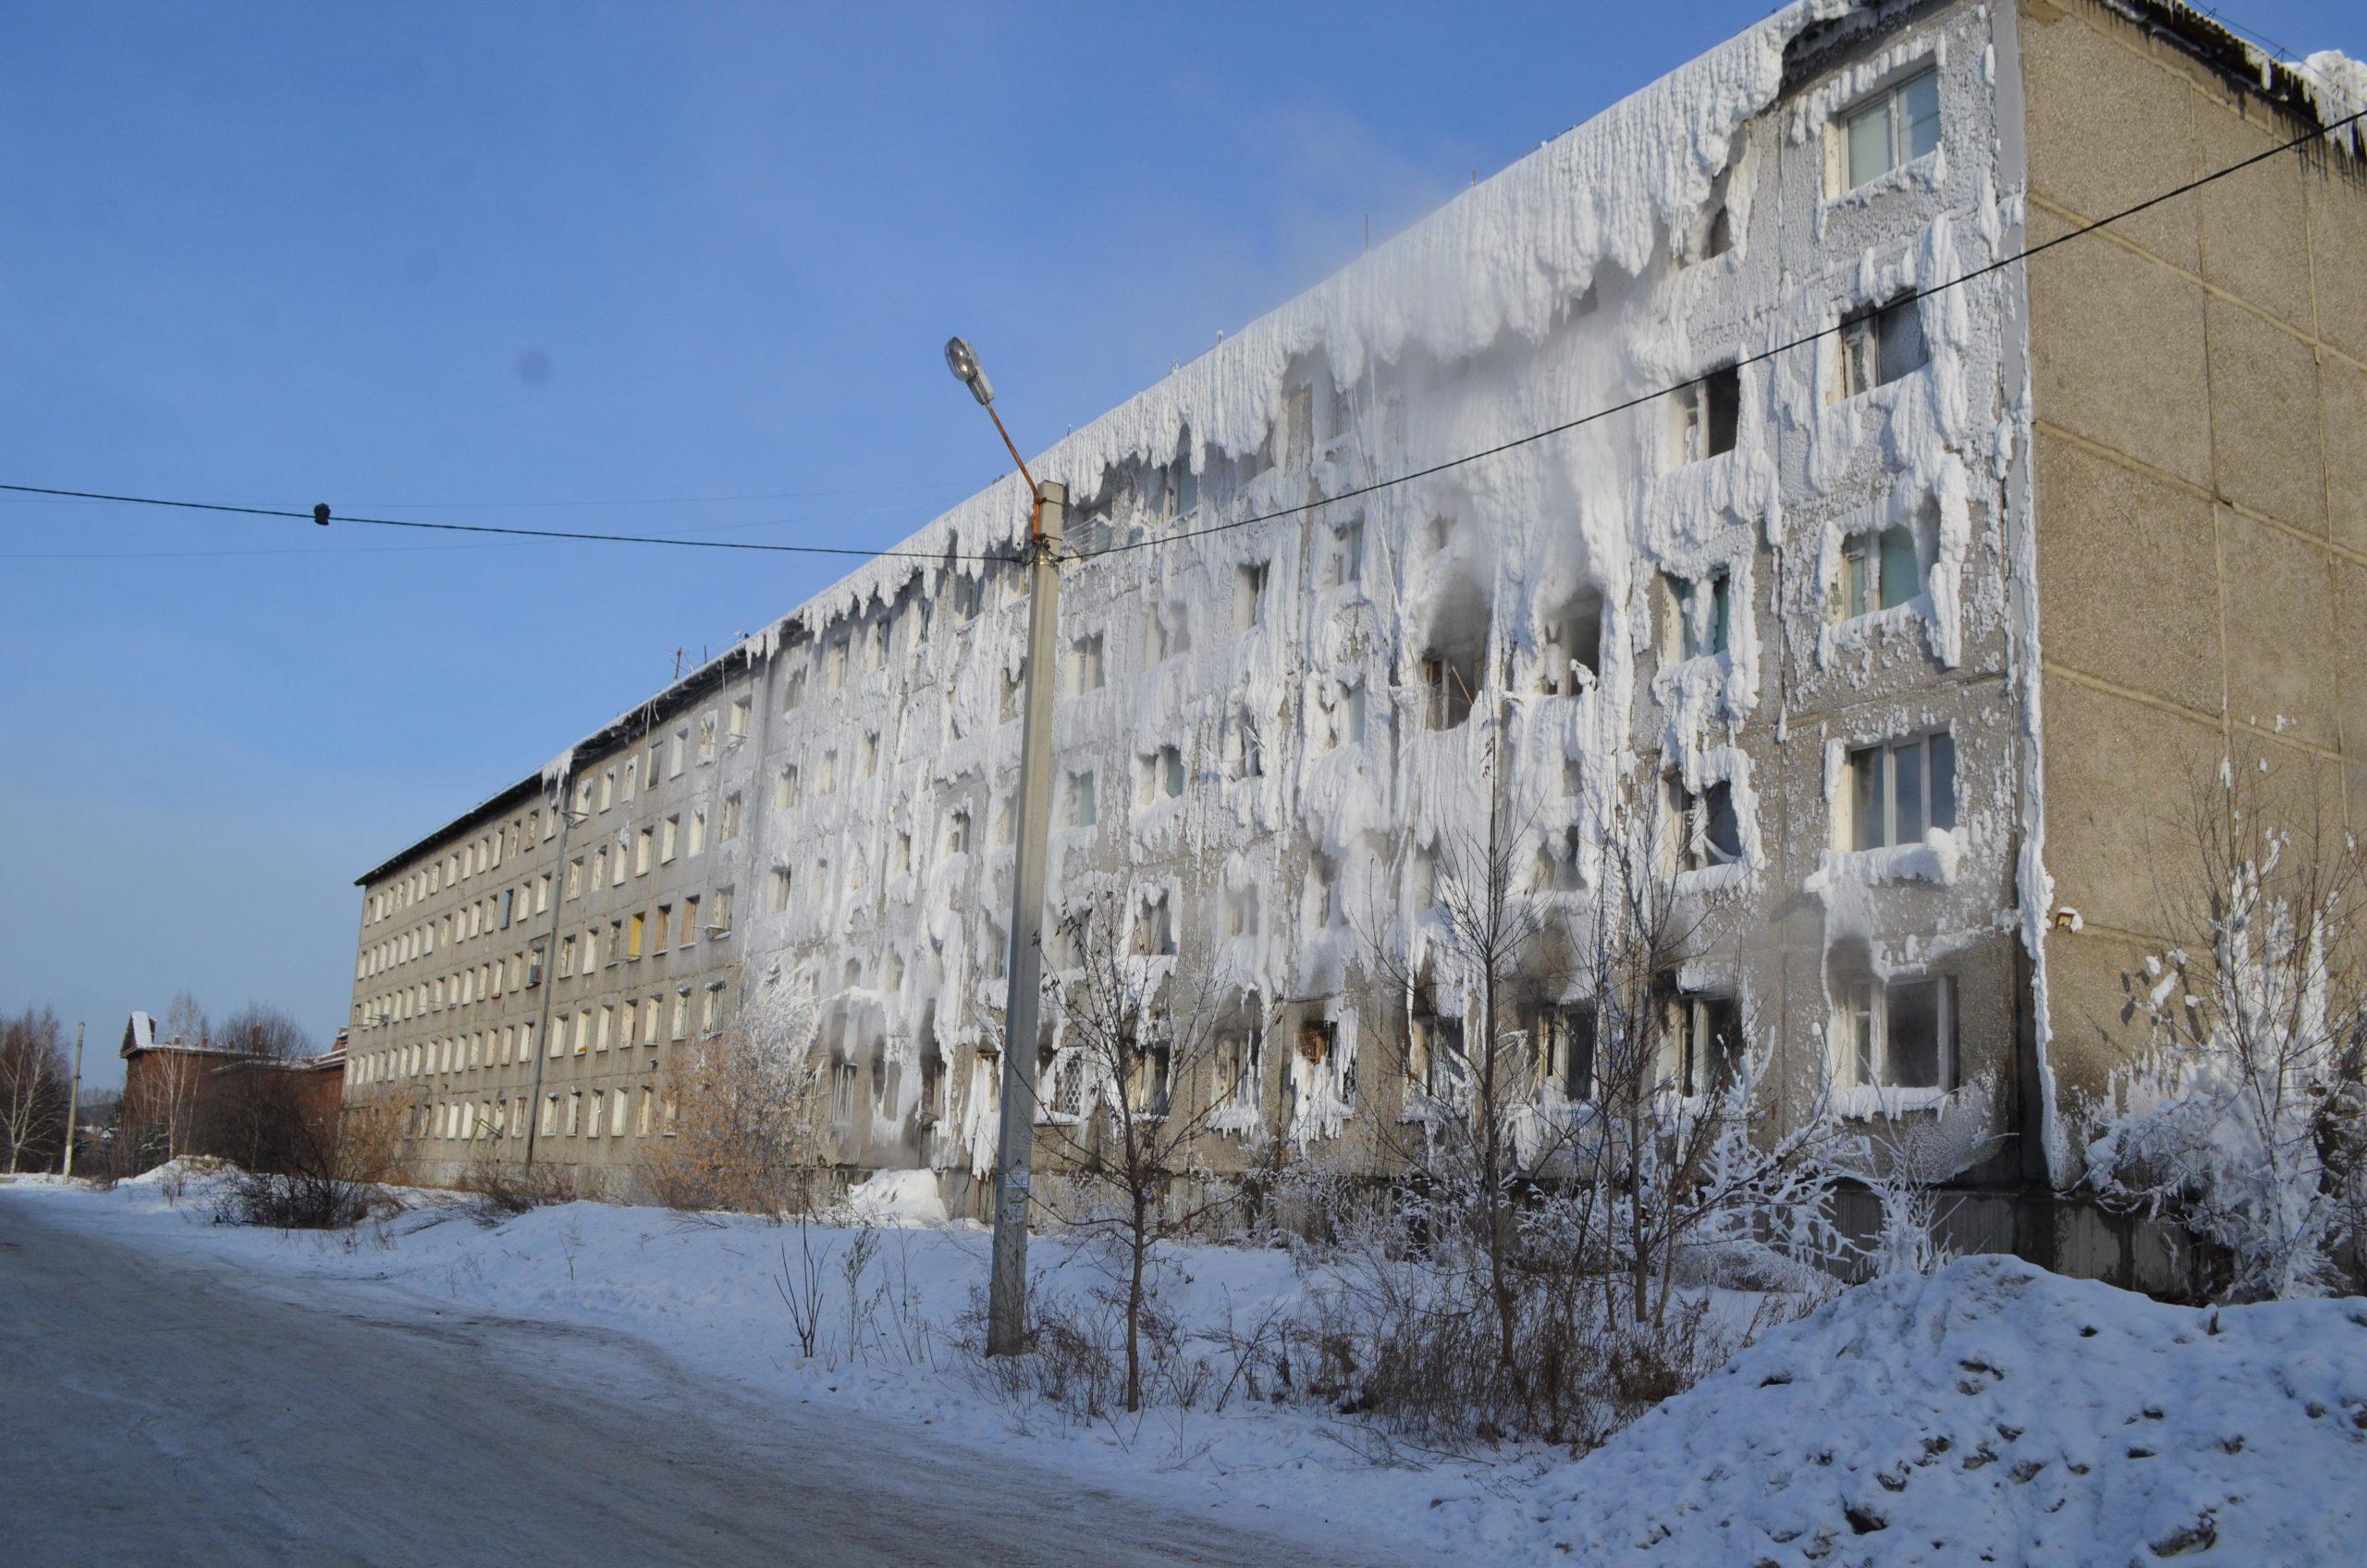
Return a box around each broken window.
[1667,569,1732,661]
[1674,364,1740,463]
[1322,519,1364,590]
[721,794,742,841]
[1421,654,1478,729]
[784,668,806,711]
[1407,989,1466,1100]
[1224,887,1258,938]
[1067,769,1098,827]
[1838,522,1921,619]
[945,811,971,856]
[1068,632,1105,693]
[1837,297,1929,398]
[1667,776,1743,873]
[697,713,719,765]
[1669,992,1739,1096]
[634,827,653,876]
[770,865,792,913]
[729,696,752,741]
[689,810,707,857]
[1539,588,1603,694]
[778,766,800,808]
[1129,1039,1172,1119]
[1227,710,1266,781]
[1840,67,1941,191]
[1217,1029,1261,1115]
[709,888,732,937]
[1234,562,1268,630]
[1837,974,1953,1091]
[1536,1004,1597,1100]
[1531,826,1585,892]
[1133,894,1176,957]
[1843,731,1957,851]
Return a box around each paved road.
[0,1198,1415,1568]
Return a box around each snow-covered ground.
[6,1170,2361,1565]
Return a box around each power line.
[6,100,2357,573]
[1081,101,2366,561]
[0,483,1017,562]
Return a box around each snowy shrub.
[2084,762,2367,1301]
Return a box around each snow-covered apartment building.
[338,0,2364,1276]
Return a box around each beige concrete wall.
[2022,0,2367,1129]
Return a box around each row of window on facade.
[366,808,551,926]
[413,1085,675,1144]
[351,977,730,1089]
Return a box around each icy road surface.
[0,1198,1417,1568]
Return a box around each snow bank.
[1528,1256,2367,1564]
[836,1168,951,1226]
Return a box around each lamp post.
[946,337,1065,1356]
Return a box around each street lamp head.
[944,336,995,407]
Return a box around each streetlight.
[945,336,1067,1357]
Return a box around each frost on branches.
[2084,759,2367,1301]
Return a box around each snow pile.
[836,1168,951,1226]
[1530,1256,2367,1564]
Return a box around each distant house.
[116,1012,346,1172]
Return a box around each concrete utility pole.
[943,335,1065,1355]
[61,1022,82,1178]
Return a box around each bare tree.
[641,963,826,1218]
[215,1002,313,1060]
[162,991,208,1049]
[0,1007,71,1173]
[2088,754,2367,1300]
[1036,896,1275,1413]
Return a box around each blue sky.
[3,1,2356,1084]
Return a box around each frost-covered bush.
[2085,763,2367,1301]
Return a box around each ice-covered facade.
[339,0,2366,1278]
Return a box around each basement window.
[1842,731,1957,851]
[1841,67,1941,191]
[1674,364,1739,464]
[1837,974,1954,1091]
[1838,524,1921,619]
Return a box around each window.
[1406,992,1466,1100]
[859,735,878,781]
[557,933,576,974]
[628,912,645,960]
[1068,770,1098,827]
[668,730,686,778]
[1540,590,1603,694]
[671,988,690,1040]
[1323,519,1364,590]
[598,770,615,812]
[1842,731,1957,851]
[697,713,718,765]
[945,811,970,856]
[709,888,732,937]
[1234,561,1268,629]
[1227,711,1265,781]
[1841,67,1941,191]
[689,810,706,857]
[1069,633,1105,693]
[661,816,679,863]
[950,572,984,621]
[633,827,652,876]
[1129,1040,1172,1119]
[1837,523,1921,619]
[636,1087,654,1136]
[1140,746,1184,804]
[1224,887,1258,939]
[778,766,800,809]
[1421,653,1478,730]
[1667,570,1731,661]
[1133,894,1176,956]
[1674,365,1740,463]
[534,873,550,913]
[564,1092,582,1136]
[541,1095,558,1136]
[612,1086,630,1135]
[681,898,701,948]
[1837,297,1929,398]
[1537,1005,1597,1099]
[621,759,637,803]
[1668,776,1743,872]
[1837,975,1954,1090]
[596,1005,614,1053]
[1217,1030,1261,1114]
[720,793,742,842]
[729,696,752,741]
[1670,993,1739,1096]
[565,859,583,900]
[575,1007,593,1053]
[771,865,793,913]
[702,982,725,1033]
